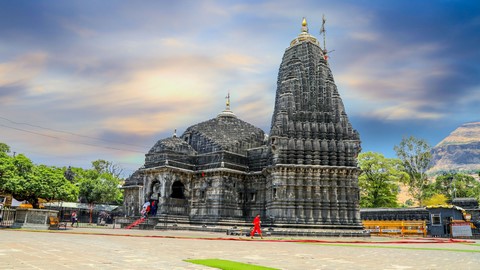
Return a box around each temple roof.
[182,110,265,154]
[148,135,197,155]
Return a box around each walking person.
[250,214,263,239]
[71,211,78,227]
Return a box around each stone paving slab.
[0,228,479,269]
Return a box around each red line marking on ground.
[11,229,471,244]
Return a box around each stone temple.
[123,18,365,236]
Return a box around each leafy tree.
[76,160,123,205]
[428,173,480,202]
[0,145,16,192]
[1,142,79,208]
[0,153,36,206]
[0,142,10,153]
[357,152,408,208]
[0,150,77,208]
[1,143,123,211]
[422,194,448,206]
[92,159,124,178]
[73,160,123,223]
[35,165,78,202]
[394,136,432,206]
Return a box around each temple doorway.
[170,181,185,199]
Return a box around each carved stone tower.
[266,18,363,231]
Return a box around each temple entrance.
[167,181,188,216]
[170,181,185,199]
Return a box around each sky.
[1,0,479,177]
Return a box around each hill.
[429,122,480,175]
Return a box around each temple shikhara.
[123,18,365,236]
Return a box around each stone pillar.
[321,169,331,223]
[329,169,339,224]
[312,139,320,165]
[338,169,348,224]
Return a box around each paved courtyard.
[0,228,479,269]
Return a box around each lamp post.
[449,175,456,199]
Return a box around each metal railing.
[0,208,16,227]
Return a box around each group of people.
[139,201,264,239]
[141,200,158,218]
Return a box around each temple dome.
[147,136,197,155]
[182,110,265,155]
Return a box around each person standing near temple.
[250,214,263,239]
[71,211,78,227]
[150,200,158,216]
[141,201,150,218]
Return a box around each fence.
[363,220,427,237]
[0,205,120,229]
[0,208,15,227]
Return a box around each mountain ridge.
[429,121,480,174]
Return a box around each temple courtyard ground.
[0,228,479,269]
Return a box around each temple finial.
[225,92,230,110]
[301,17,308,33]
[173,129,177,137]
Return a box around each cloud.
[366,103,445,121]
[0,52,48,105]
[0,84,27,103]
[1,0,479,176]
[0,52,47,86]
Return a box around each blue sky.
[1,0,479,177]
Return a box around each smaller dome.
[148,136,197,155]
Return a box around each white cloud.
[366,104,445,121]
[0,52,47,88]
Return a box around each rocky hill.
[429,122,480,175]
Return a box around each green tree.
[429,173,480,202]
[422,194,448,206]
[0,142,10,153]
[0,144,16,192]
[0,154,77,208]
[77,160,123,205]
[92,159,124,178]
[74,160,123,223]
[358,152,408,208]
[0,142,78,208]
[394,136,432,206]
[34,165,78,203]
[0,153,36,206]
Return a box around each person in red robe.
[250,214,263,239]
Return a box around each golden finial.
[301,17,308,33]
[225,92,230,110]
